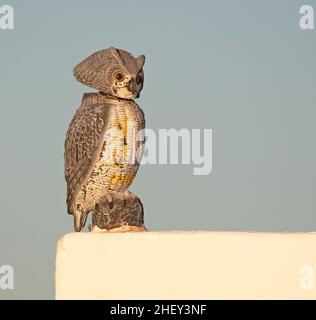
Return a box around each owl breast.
[76,99,145,213]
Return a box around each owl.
[64,47,146,232]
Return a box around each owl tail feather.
[74,211,88,232]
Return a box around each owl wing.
[64,94,112,215]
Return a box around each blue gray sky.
[0,0,315,299]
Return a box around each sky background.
[0,0,315,299]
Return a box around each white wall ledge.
[56,231,316,299]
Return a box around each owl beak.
[127,78,136,94]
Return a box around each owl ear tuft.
[136,54,145,70]
[73,57,95,87]
[109,47,125,65]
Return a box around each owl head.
[73,47,145,100]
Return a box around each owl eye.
[136,73,143,85]
[115,72,124,81]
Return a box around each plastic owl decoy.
[64,47,146,232]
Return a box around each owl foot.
[91,192,145,232]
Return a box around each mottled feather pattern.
[65,93,145,218]
[64,93,111,213]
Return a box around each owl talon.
[96,193,113,212]
[92,191,145,231]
